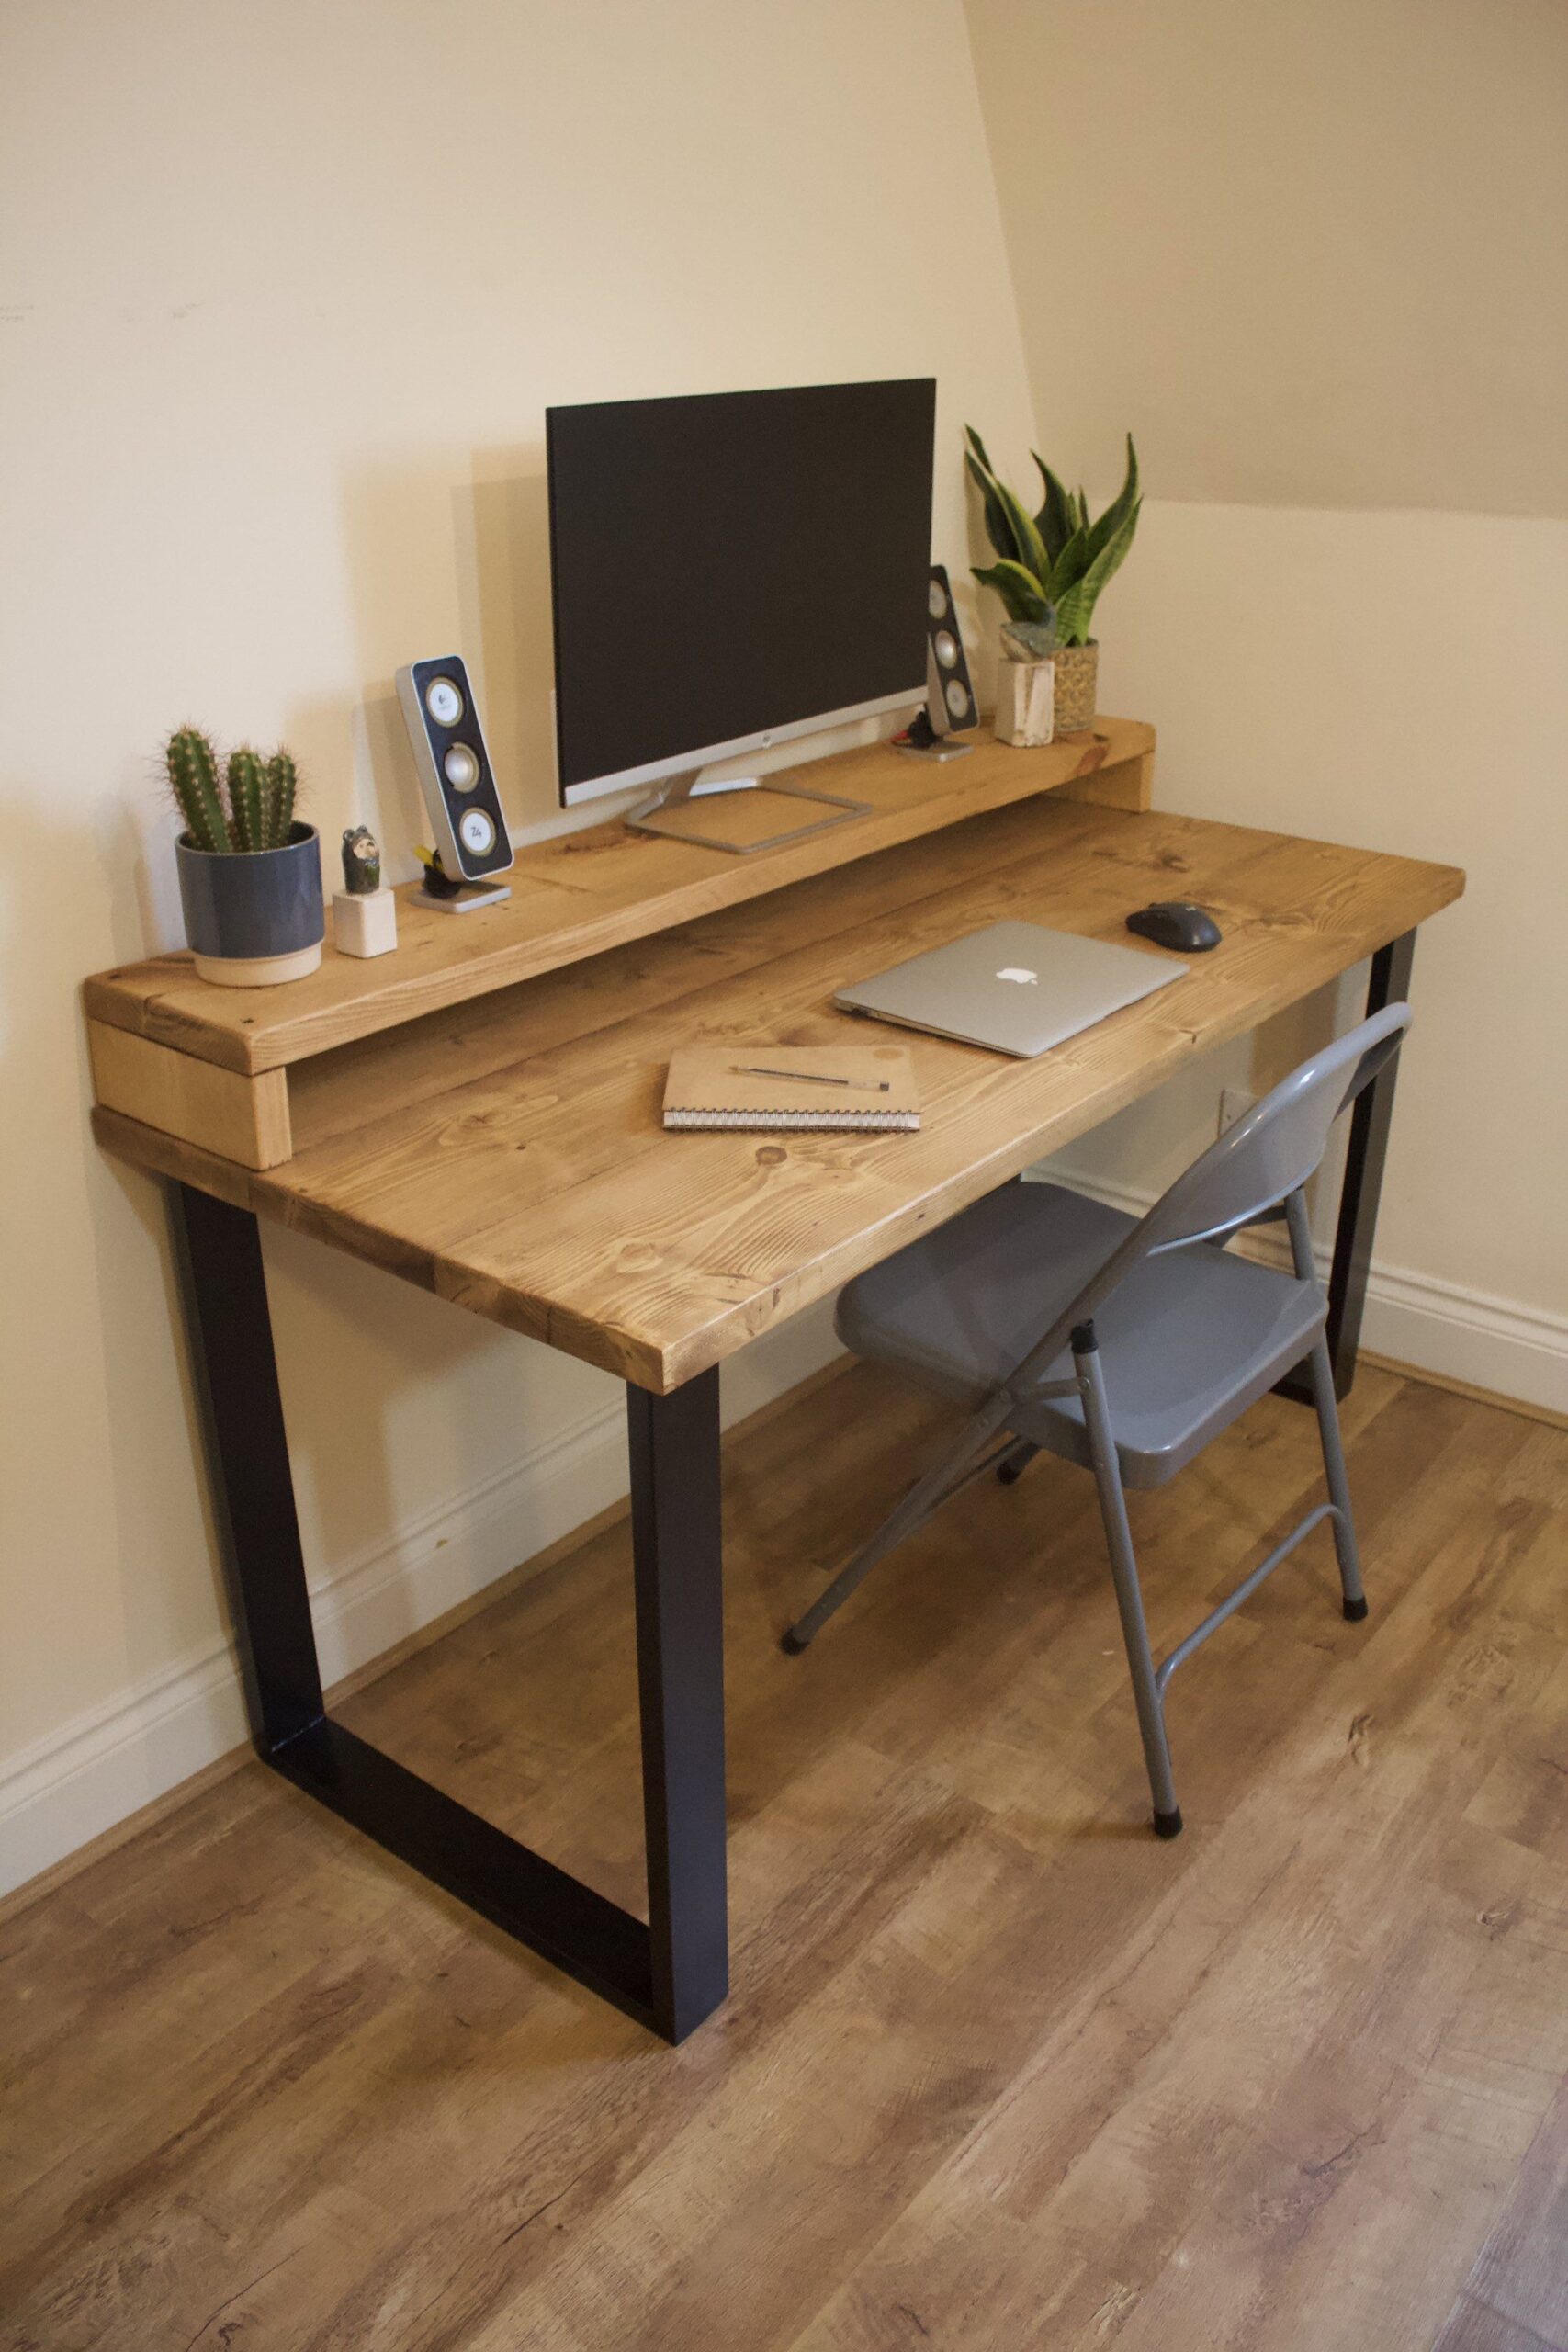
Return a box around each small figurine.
[333,825,397,958]
[998,619,1058,664]
[341,825,381,895]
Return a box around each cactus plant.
[265,748,297,846]
[164,728,302,852]
[964,428,1141,647]
[165,727,233,854]
[227,748,266,851]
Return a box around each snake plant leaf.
[1053,498,1141,644]
[965,448,1022,562]
[964,424,998,474]
[1043,522,1090,601]
[987,476,1050,589]
[1078,435,1140,571]
[966,426,1052,583]
[971,424,1144,641]
[1032,455,1077,563]
[972,558,1053,624]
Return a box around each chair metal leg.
[782,1397,1015,1651]
[1076,1334,1182,1838]
[1282,1187,1368,1625]
[1304,1333,1368,1621]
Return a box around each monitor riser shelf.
[84,718,1154,1172]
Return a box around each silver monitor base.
[627,770,870,855]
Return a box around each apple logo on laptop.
[995,966,1039,986]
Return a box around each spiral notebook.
[662,1045,920,1132]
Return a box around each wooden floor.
[4,1361,1567,2350]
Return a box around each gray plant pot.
[176,824,325,987]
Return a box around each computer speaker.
[926,564,977,733]
[896,565,977,759]
[395,655,515,885]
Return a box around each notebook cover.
[662,1044,920,1132]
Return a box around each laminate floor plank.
[4,1366,1564,2351]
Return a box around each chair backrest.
[1136,1000,1412,1255]
[1007,1001,1412,1397]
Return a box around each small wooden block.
[86,1022,291,1170]
[333,889,399,958]
[995,659,1055,747]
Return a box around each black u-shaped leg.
[1278,926,1416,1406]
[167,1181,728,2043]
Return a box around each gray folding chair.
[783,1003,1412,1838]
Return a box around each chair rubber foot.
[1342,1596,1370,1623]
[780,1627,811,1656]
[1153,1807,1184,1839]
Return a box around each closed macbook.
[833,920,1186,1057]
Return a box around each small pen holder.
[333,888,398,958]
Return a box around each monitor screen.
[547,379,936,804]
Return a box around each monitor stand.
[627,764,872,855]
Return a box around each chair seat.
[836,1180,1326,1489]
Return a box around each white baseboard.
[0,1299,844,1900]
[1027,1165,1568,1416]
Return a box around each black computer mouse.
[1125,899,1223,954]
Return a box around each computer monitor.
[546,379,936,851]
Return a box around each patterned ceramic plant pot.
[1051,639,1099,734]
[176,823,325,987]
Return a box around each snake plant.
[965,428,1141,647]
[165,728,301,851]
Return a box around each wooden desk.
[86,730,1463,2041]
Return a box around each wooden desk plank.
[92,799,1462,1390]
[82,720,1153,1077]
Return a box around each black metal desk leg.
[1322,928,1416,1396]
[167,1182,325,1753]
[1279,927,1417,1406]
[628,1372,729,2043]
[166,1180,728,2041]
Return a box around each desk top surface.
[94,794,1463,1391]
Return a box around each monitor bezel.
[547,383,932,809]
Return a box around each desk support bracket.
[166,1182,728,2045]
[1276,925,1417,1406]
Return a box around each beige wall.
[1054,503,1568,1347]
[965,0,1568,1403]
[964,0,1568,515]
[0,0,1037,1890]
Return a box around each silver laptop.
[834,920,1186,1057]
